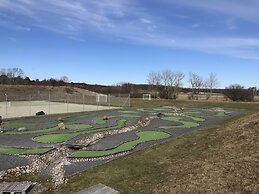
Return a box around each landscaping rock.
[58,122,66,130]
[36,111,45,116]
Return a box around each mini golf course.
[0,106,238,183]
[72,131,171,158]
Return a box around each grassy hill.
[0,84,98,101]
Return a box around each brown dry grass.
[153,113,259,194]
[0,84,97,100]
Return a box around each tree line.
[147,70,219,100]
[0,67,257,101]
[0,68,70,86]
[147,70,257,101]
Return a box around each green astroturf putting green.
[118,110,140,114]
[71,131,171,158]
[1,114,87,129]
[0,146,53,155]
[159,116,200,129]
[216,111,226,116]
[33,119,127,143]
[2,124,92,135]
[95,114,139,125]
[95,117,107,125]
[136,108,155,113]
[62,114,89,122]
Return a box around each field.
[0,99,258,193]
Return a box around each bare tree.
[205,72,219,100]
[162,69,172,89]
[162,69,173,98]
[206,72,219,93]
[154,71,162,98]
[6,68,24,78]
[60,75,70,83]
[188,72,203,99]
[172,72,185,98]
[147,71,156,95]
[0,68,7,75]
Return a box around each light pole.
[4,93,7,118]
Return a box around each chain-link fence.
[0,93,130,119]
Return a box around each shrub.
[224,84,254,102]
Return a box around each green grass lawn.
[72,131,171,158]
[0,146,53,155]
[33,119,127,143]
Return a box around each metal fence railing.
[0,93,130,119]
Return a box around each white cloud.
[0,0,259,60]
[141,18,152,24]
[16,25,31,31]
[163,0,259,23]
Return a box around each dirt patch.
[153,113,259,193]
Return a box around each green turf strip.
[216,111,226,116]
[159,116,200,129]
[72,131,171,158]
[3,126,58,135]
[136,108,155,113]
[2,121,35,129]
[66,124,92,130]
[118,110,140,114]
[2,124,92,135]
[62,114,89,122]
[95,117,107,125]
[33,119,127,143]
[2,113,89,129]
[0,146,53,155]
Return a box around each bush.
[224,84,255,102]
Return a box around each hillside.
[0,85,98,101]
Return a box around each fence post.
[29,95,32,116]
[83,94,85,111]
[48,92,51,115]
[5,93,8,119]
[66,94,69,113]
[108,94,110,108]
[129,94,131,107]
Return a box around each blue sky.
[0,0,259,88]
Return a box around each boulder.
[58,122,66,130]
[36,111,45,116]
[102,115,109,120]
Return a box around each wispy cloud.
[163,0,259,23]
[0,0,259,60]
